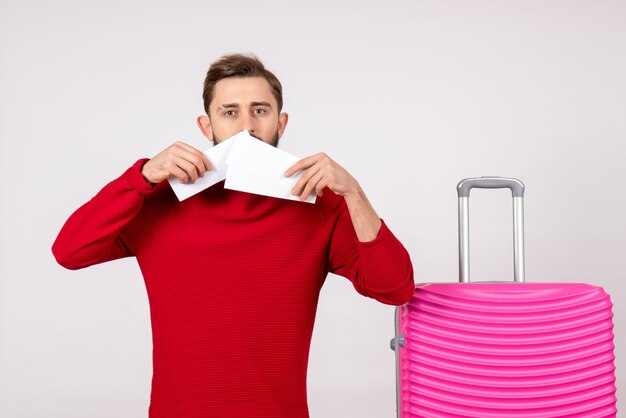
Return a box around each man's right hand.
[141,142,212,185]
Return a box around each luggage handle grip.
[457,177,525,198]
[457,177,526,283]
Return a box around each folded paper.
[167,131,316,203]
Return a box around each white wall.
[1,1,624,416]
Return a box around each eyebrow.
[218,103,240,110]
[250,101,272,108]
[216,101,273,111]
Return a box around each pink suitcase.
[391,178,617,417]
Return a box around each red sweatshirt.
[52,158,415,418]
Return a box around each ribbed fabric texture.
[398,283,617,418]
[53,159,415,418]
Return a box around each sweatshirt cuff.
[129,158,156,195]
[356,219,390,249]
[354,219,415,304]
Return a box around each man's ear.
[197,115,214,142]
[277,112,289,139]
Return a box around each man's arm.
[285,152,381,242]
[53,142,211,270]
[52,158,154,269]
[285,153,415,305]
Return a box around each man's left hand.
[285,153,358,202]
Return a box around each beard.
[213,130,280,147]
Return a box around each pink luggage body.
[391,178,617,417]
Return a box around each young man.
[53,53,414,418]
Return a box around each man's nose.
[241,113,257,135]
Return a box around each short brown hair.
[202,53,283,115]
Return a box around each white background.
[1,1,624,417]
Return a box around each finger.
[299,170,326,201]
[175,158,200,183]
[162,156,198,183]
[202,154,213,172]
[315,181,327,197]
[174,141,206,157]
[167,142,209,175]
[172,146,210,178]
[168,165,190,183]
[284,153,324,177]
[291,164,321,197]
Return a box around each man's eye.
[254,108,266,115]
[224,110,236,117]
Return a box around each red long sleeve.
[52,160,415,418]
[52,158,154,269]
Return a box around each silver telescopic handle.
[457,177,526,283]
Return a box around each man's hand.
[285,153,359,202]
[141,142,212,185]
[285,152,382,241]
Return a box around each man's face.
[197,76,288,147]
